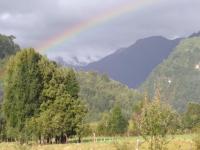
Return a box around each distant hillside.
[77,71,143,122]
[82,36,181,88]
[140,37,200,112]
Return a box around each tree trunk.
[78,136,81,143]
[60,133,67,144]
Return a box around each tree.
[64,69,80,99]
[29,94,87,144]
[97,106,128,136]
[0,105,6,141]
[0,34,20,59]
[136,90,180,150]
[3,49,43,141]
[108,106,128,135]
[183,102,200,129]
[97,113,110,136]
[3,49,86,143]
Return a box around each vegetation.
[135,90,180,150]
[0,135,196,150]
[141,37,200,112]
[183,102,200,129]
[97,106,128,136]
[78,71,143,122]
[0,34,20,101]
[0,34,20,59]
[2,49,86,143]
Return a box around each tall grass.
[0,134,196,150]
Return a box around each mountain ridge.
[81,36,182,88]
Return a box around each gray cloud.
[0,0,200,64]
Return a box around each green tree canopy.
[3,49,43,140]
[183,102,200,129]
[0,34,20,59]
[97,106,128,136]
[3,49,86,143]
[136,90,180,150]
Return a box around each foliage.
[183,102,200,129]
[3,49,43,140]
[129,94,150,136]
[0,34,20,102]
[78,71,143,122]
[97,106,128,136]
[0,34,20,59]
[28,95,87,143]
[108,106,128,135]
[136,90,180,150]
[97,113,110,135]
[140,37,200,112]
[2,49,86,143]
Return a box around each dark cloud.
[0,0,200,64]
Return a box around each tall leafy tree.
[136,90,180,150]
[3,49,43,140]
[108,105,128,135]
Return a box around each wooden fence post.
[136,139,140,150]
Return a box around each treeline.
[94,94,200,137]
[0,49,87,143]
[91,91,200,149]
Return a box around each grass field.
[0,134,196,150]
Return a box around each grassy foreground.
[0,135,195,150]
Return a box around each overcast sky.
[0,0,200,64]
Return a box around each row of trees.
[95,89,200,150]
[1,49,87,143]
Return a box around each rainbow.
[36,0,158,53]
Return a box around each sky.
[0,0,200,64]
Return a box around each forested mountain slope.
[78,71,143,121]
[141,37,200,112]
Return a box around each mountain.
[82,36,181,88]
[189,31,200,38]
[140,37,200,112]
